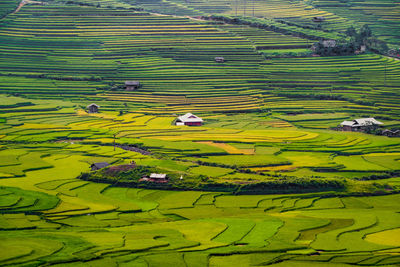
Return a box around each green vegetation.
[313,24,388,56]
[0,98,397,265]
[0,0,19,18]
[0,0,399,265]
[1,4,400,115]
[1,176,400,266]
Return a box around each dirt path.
[149,11,207,22]
[114,144,152,156]
[12,0,42,14]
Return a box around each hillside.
[0,0,400,266]
[0,3,399,115]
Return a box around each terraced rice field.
[0,5,266,112]
[1,159,400,266]
[310,0,400,46]
[0,0,19,18]
[0,4,400,115]
[1,95,399,181]
[52,0,400,46]
[0,0,400,266]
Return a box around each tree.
[345,26,357,37]
[199,175,209,182]
[366,37,388,53]
[360,24,372,40]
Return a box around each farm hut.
[125,81,140,90]
[312,16,326,22]
[87,103,99,113]
[150,173,167,180]
[140,173,168,183]
[340,118,383,132]
[215,57,225,63]
[340,121,355,132]
[90,162,109,171]
[382,129,394,137]
[175,113,203,126]
[382,129,400,137]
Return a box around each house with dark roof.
[87,103,99,113]
[90,162,109,171]
[125,81,140,90]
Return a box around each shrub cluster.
[355,171,400,181]
[79,166,347,194]
[236,178,346,194]
[313,25,389,56]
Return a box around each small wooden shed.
[382,129,400,137]
[140,173,168,183]
[382,129,394,137]
[312,16,326,22]
[215,57,225,63]
[125,81,140,90]
[90,162,109,171]
[87,103,99,113]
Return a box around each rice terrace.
[1,0,400,265]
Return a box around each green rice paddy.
[0,0,399,265]
[0,95,399,265]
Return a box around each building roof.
[215,57,224,60]
[150,173,167,179]
[125,81,140,86]
[322,40,336,48]
[177,113,203,123]
[313,16,326,21]
[340,118,383,127]
[340,121,354,127]
[87,103,99,108]
[354,118,383,126]
[91,162,109,169]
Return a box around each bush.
[237,178,346,194]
